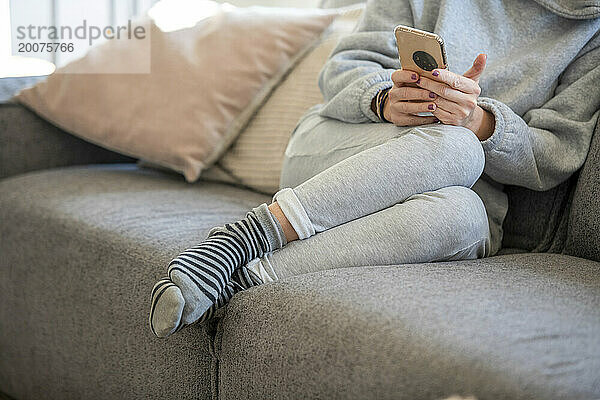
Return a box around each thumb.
[463,54,487,83]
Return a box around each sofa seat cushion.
[216,253,600,400]
[0,164,269,400]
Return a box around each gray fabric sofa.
[1,73,599,400]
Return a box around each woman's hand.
[416,54,495,141]
[381,70,439,126]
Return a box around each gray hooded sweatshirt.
[317,0,600,253]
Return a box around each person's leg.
[149,203,287,337]
[268,186,490,279]
[275,118,485,237]
[150,266,261,336]
[150,114,485,337]
[199,185,491,317]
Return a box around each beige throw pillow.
[16,5,337,182]
[202,5,365,194]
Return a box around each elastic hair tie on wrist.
[375,89,384,121]
[376,88,391,123]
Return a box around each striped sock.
[149,204,285,338]
[195,266,263,324]
[149,278,185,338]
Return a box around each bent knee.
[433,124,482,154]
[444,186,490,258]
[441,185,489,234]
[443,126,485,181]
[410,186,490,259]
[411,124,485,184]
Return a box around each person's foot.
[149,204,285,337]
[194,266,263,325]
[149,278,185,338]
[149,266,263,337]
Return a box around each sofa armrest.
[0,102,134,180]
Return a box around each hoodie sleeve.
[317,0,412,123]
[478,36,600,191]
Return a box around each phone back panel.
[395,25,447,79]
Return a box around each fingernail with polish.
[432,70,439,77]
[433,118,439,123]
[416,78,421,84]
[411,74,417,80]
[429,92,435,98]
[428,104,435,110]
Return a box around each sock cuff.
[272,188,315,240]
[252,203,287,251]
[246,256,278,283]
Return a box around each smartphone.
[394,25,448,79]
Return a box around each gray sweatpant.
[247,107,493,282]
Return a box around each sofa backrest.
[501,178,575,253]
[0,76,46,103]
[564,121,600,262]
[502,121,600,257]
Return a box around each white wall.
[8,0,159,66]
[3,0,321,76]
[0,0,11,56]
